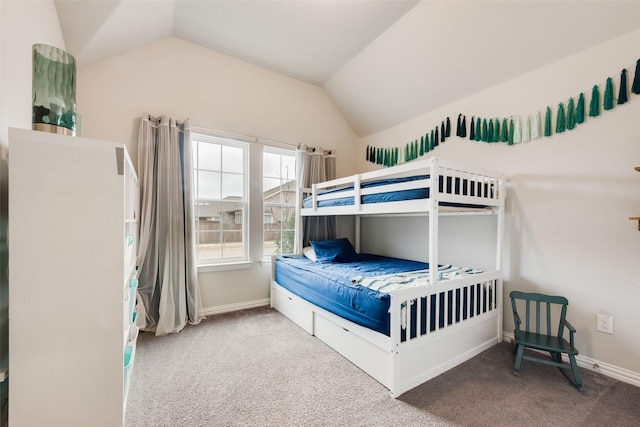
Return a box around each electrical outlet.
[597,313,614,334]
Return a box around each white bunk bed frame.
[271,157,505,398]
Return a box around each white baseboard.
[502,332,640,388]
[201,298,270,317]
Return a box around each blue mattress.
[275,254,490,337]
[275,254,426,335]
[302,174,490,209]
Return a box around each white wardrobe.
[8,128,139,427]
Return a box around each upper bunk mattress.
[301,175,491,209]
[274,254,428,335]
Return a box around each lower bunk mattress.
[274,254,491,337]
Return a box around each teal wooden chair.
[509,291,584,391]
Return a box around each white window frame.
[262,146,297,258]
[192,132,249,266]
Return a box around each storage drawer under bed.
[271,284,314,334]
[313,312,391,388]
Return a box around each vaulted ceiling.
[54,0,640,136]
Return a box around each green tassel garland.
[469,117,475,140]
[544,107,552,137]
[589,85,600,117]
[618,69,628,105]
[487,119,494,143]
[632,59,640,94]
[508,117,515,145]
[566,98,576,130]
[556,103,566,133]
[576,93,585,124]
[500,118,508,142]
[603,77,614,110]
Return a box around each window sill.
[197,261,254,273]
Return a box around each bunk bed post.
[495,175,506,342]
[355,216,361,253]
[429,157,439,285]
[388,293,401,398]
[294,186,304,254]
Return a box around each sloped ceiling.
[54,0,640,137]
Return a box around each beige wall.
[358,29,640,377]
[76,36,358,314]
[0,0,67,419]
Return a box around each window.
[263,147,296,256]
[192,133,248,263]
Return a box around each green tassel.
[492,118,500,143]
[420,136,425,155]
[430,130,435,151]
[544,107,552,137]
[576,93,585,124]
[474,117,482,141]
[618,69,628,105]
[481,119,488,142]
[487,119,494,143]
[589,85,600,117]
[405,144,409,162]
[508,117,515,145]
[424,134,430,153]
[603,77,614,110]
[394,147,399,166]
[500,118,508,142]
[632,59,640,94]
[566,98,576,130]
[414,140,419,158]
[556,103,566,133]
[469,117,475,140]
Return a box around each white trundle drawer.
[313,313,390,388]
[271,284,314,334]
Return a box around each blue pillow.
[310,238,358,263]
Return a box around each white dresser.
[8,128,139,427]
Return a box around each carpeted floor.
[125,307,640,427]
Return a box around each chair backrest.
[509,291,568,338]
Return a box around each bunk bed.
[270,157,505,398]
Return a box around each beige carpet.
[125,307,640,427]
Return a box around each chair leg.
[513,344,524,375]
[568,354,584,392]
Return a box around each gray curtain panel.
[295,145,337,252]
[136,115,203,335]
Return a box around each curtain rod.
[190,125,300,149]
[151,118,333,153]
[147,114,185,126]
